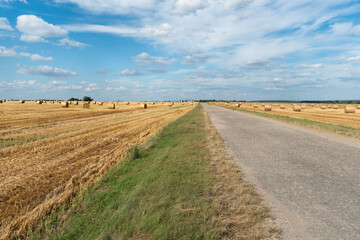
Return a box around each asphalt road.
[203,103,360,240]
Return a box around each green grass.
[30,104,224,240]
[0,136,47,148]
[221,105,360,139]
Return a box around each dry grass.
[212,102,360,129]
[0,101,194,239]
[203,109,281,239]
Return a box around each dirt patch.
[203,108,282,240]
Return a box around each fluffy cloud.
[298,63,324,68]
[148,68,167,73]
[133,52,177,65]
[182,52,213,65]
[117,69,142,76]
[0,17,14,31]
[17,65,76,77]
[56,38,88,48]
[16,15,68,42]
[0,46,53,61]
[52,0,154,15]
[173,0,208,15]
[346,56,360,61]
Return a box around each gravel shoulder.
[203,103,360,240]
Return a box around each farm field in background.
[212,102,360,129]
[0,100,194,239]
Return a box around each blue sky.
[0,0,360,101]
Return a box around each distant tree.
[83,96,93,101]
[68,97,81,101]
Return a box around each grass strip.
[220,105,360,139]
[29,104,221,240]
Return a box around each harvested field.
[0,101,194,239]
[212,102,360,129]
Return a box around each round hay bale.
[264,105,272,111]
[344,106,355,113]
[83,102,90,109]
[254,105,258,108]
[19,100,25,103]
[235,103,241,107]
[98,102,103,105]
[36,100,43,104]
[280,104,285,109]
[357,105,360,109]
[73,101,78,105]
[151,102,155,105]
[125,102,130,105]
[141,103,147,109]
[293,105,301,112]
[92,101,96,104]
[327,105,332,109]
[301,104,306,109]
[0,100,3,103]
[333,105,338,109]
[320,105,326,109]
[61,102,69,108]
[108,103,115,109]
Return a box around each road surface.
[203,103,360,240]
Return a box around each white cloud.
[346,56,360,61]
[17,65,77,77]
[19,34,48,43]
[298,63,324,68]
[16,15,68,42]
[330,22,353,35]
[133,52,177,65]
[118,69,142,76]
[57,38,88,48]
[53,0,155,15]
[182,52,213,65]
[0,46,53,61]
[265,87,283,91]
[173,0,208,15]
[0,46,17,57]
[0,17,14,31]
[29,54,53,61]
[148,68,167,73]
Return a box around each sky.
[0,0,360,101]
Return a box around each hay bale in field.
[320,105,326,109]
[280,104,285,109]
[125,101,130,105]
[151,102,155,105]
[0,100,3,103]
[73,101,78,105]
[61,102,69,108]
[235,103,241,107]
[293,105,301,112]
[327,105,332,109]
[264,105,272,111]
[333,105,338,109]
[344,106,356,113]
[254,105,258,108]
[108,103,115,109]
[92,101,96,104]
[36,100,43,104]
[51,101,55,103]
[19,100,25,103]
[98,102,103,105]
[141,103,147,109]
[357,105,360,109]
[83,102,90,109]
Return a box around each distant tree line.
[68,96,93,102]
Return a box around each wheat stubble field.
[212,102,360,129]
[0,101,194,239]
